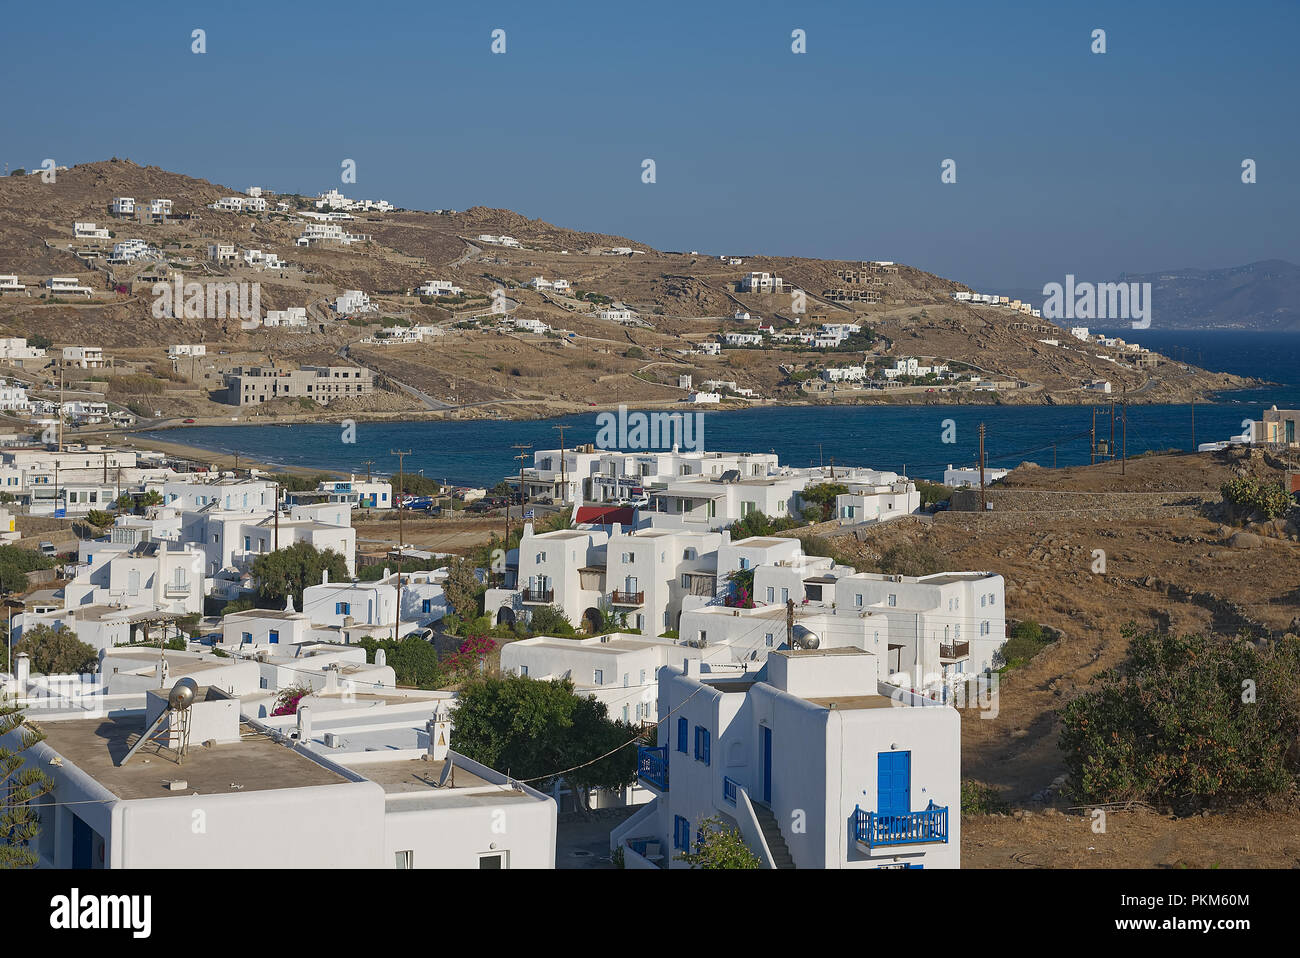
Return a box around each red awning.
[575,506,637,526]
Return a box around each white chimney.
[321,569,329,585]
[427,709,451,761]
[15,652,30,691]
[375,648,387,667]
[297,705,312,744]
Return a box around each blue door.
[762,726,772,803]
[877,751,911,825]
[72,814,93,869]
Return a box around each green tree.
[1059,628,1300,810]
[250,542,348,609]
[442,555,483,621]
[451,676,638,812]
[676,816,762,869]
[1,697,55,868]
[13,625,97,674]
[526,604,574,636]
[356,635,446,688]
[115,492,134,512]
[84,509,114,529]
[140,490,163,507]
[0,546,55,595]
[799,482,848,522]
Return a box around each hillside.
[0,158,1262,425]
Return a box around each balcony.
[854,801,949,848]
[723,776,740,806]
[164,583,191,598]
[939,641,969,660]
[636,745,669,791]
[521,588,554,604]
[610,590,644,606]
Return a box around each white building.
[61,346,105,368]
[943,464,1010,488]
[0,337,44,361]
[264,307,309,327]
[73,222,111,240]
[110,197,135,215]
[207,243,236,263]
[1069,327,1090,341]
[0,275,26,293]
[416,280,463,297]
[168,344,207,359]
[740,272,783,294]
[3,668,556,869]
[47,277,94,296]
[612,649,960,869]
[335,290,375,314]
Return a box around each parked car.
[39,541,57,557]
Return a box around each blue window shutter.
[677,717,687,753]
[703,729,711,766]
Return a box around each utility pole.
[512,443,532,528]
[1121,382,1128,476]
[360,459,374,482]
[1052,443,1057,469]
[390,450,411,640]
[1109,399,1116,464]
[828,457,835,480]
[273,481,281,551]
[1090,405,1096,465]
[978,423,987,512]
[57,361,64,453]
[553,424,568,505]
[1190,398,1196,452]
[786,598,795,649]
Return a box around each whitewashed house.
[612,649,960,869]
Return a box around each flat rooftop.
[356,757,539,808]
[806,694,894,711]
[39,715,350,800]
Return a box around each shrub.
[527,605,574,636]
[878,542,943,577]
[1059,628,1300,810]
[961,781,1009,815]
[1220,477,1292,522]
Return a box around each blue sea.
[138,330,1300,487]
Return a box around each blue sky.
[3,0,1297,288]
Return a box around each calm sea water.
[138,330,1300,486]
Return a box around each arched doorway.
[582,607,602,634]
[496,606,516,627]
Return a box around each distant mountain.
[991,260,1300,332]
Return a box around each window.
[888,594,897,607]
[781,587,789,603]
[673,815,690,851]
[241,632,252,643]
[520,665,529,677]
[765,633,774,647]
[639,669,646,685]
[677,717,688,752]
[269,630,279,644]
[766,587,775,603]
[421,599,432,614]
[594,669,604,685]
[739,557,749,570]
[855,593,863,608]
[395,850,413,869]
[681,573,690,588]
[622,552,634,563]
[478,852,506,869]
[981,594,987,608]
[623,705,630,723]
[335,602,351,615]
[694,726,711,765]
[623,673,629,688]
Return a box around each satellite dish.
[169,677,198,710]
[436,756,455,789]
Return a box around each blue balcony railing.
[637,745,669,790]
[722,776,739,805]
[854,801,949,847]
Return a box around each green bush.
[527,605,575,636]
[961,781,1009,815]
[998,620,1053,669]
[1220,477,1292,522]
[878,542,943,577]
[1059,628,1300,809]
